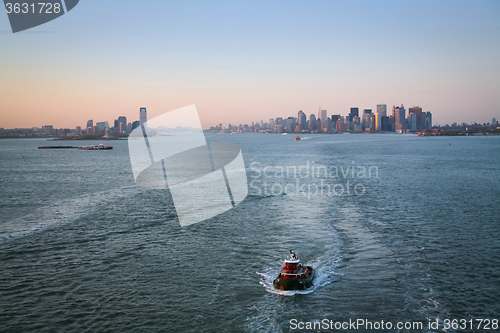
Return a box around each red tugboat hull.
[273,266,314,290]
[273,250,315,291]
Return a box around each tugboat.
[273,250,314,291]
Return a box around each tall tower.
[376,104,387,131]
[298,110,306,131]
[318,108,327,128]
[86,119,93,134]
[140,107,147,130]
[118,116,127,134]
[309,114,317,132]
[409,106,423,131]
[349,107,359,122]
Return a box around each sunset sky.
[1,0,499,129]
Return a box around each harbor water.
[0,134,499,332]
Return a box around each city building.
[140,107,147,129]
[117,116,127,134]
[309,114,317,132]
[42,125,54,136]
[96,121,108,134]
[349,107,359,122]
[131,120,140,131]
[408,112,417,131]
[298,110,307,131]
[362,109,372,130]
[409,106,423,131]
[394,104,406,132]
[86,120,93,134]
[285,117,295,133]
[318,108,327,128]
[336,116,346,133]
[376,104,387,131]
[425,112,432,130]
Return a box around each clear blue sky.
[1,0,499,128]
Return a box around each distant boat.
[78,143,113,150]
[282,133,288,135]
[295,136,301,141]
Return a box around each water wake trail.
[0,186,140,244]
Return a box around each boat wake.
[256,224,343,296]
[247,224,342,332]
[0,186,140,244]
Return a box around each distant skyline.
[1,1,499,128]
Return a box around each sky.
[1,0,499,129]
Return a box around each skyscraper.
[140,107,147,130]
[298,110,307,131]
[394,104,406,132]
[86,119,93,134]
[362,109,372,130]
[131,121,140,131]
[349,107,359,122]
[118,116,127,134]
[318,108,327,128]
[309,114,317,132]
[376,104,387,117]
[408,112,417,131]
[425,112,432,130]
[376,104,387,131]
[285,117,295,133]
[409,106,423,131]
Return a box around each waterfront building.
[309,114,317,132]
[131,120,140,131]
[409,106,423,131]
[118,116,127,134]
[362,109,372,130]
[298,110,307,131]
[96,121,108,134]
[370,113,376,131]
[42,125,54,136]
[408,112,417,131]
[349,107,359,122]
[376,104,387,131]
[285,117,295,133]
[336,116,346,133]
[318,108,327,128]
[140,107,147,130]
[377,104,387,117]
[331,114,339,125]
[352,116,361,132]
[425,112,432,130]
[86,120,93,134]
[394,104,406,132]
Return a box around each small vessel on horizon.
[295,136,301,140]
[273,250,314,291]
[78,143,113,150]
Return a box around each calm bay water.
[0,134,499,332]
